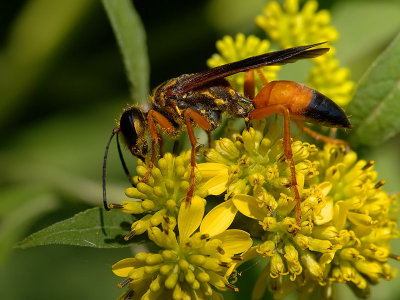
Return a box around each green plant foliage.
[0,187,59,265]
[16,208,143,249]
[348,32,400,147]
[332,1,400,65]
[0,0,95,128]
[102,0,149,104]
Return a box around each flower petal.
[347,212,378,227]
[112,258,136,277]
[213,229,252,255]
[197,163,228,178]
[242,246,259,262]
[178,195,205,240]
[333,201,347,230]
[232,194,269,220]
[314,199,333,225]
[319,182,332,196]
[200,199,237,237]
[197,163,229,195]
[208,271,232,291]
[201,174,228,195]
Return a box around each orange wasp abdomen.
[252,80,351,129]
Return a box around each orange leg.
[244,69,269,100]
[207,131,212,148]
[249,105,301,233]
[183,109,212,203]
[294,120,349,151]
[244,70,255,100]
[256,68,269,86]
[159,136,164,158]
[141,110,175,183]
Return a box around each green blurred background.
[0,0,400,299]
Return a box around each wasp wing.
[174,42,329,93]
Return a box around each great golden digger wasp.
[102,42,351,229]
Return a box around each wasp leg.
[244,69,269,100]
[141,110,175,183]
[243,70,255,131]
[256,68,269,86]
[249,105,301,234]
[207,131,212,148]
[183,109,212,203]
[294,120,349,151]
[244,70,255,99]
[159,135,164,158]
[172,140,180,155]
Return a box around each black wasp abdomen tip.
[305,90,351,129]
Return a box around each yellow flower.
[207,33,281,94]
[307,54,355,107]
[256,0,338,47]
[199,119,318,211]
[198,122,398,299]
[108,2,396,299]
[112,196,252,299]
[255,0,354,106]
[197,163,229,196]
[109,151,206,239]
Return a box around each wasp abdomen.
[303,89,351,128]
[253,80,351,129]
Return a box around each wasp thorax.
[119,107,148,160]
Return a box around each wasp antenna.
[116,132,134,186]
[103,128,119,211]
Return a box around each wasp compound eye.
[119,107,148,161]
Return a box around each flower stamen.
[118,278,132,288]
[374,180,385,189]
[124,230,136,241]
[109,203,124,209]
[389,254,400,261]
[124,290,134,300]
[225,282,239,292]
[362,160,374,170]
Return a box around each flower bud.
[270,253,287,278]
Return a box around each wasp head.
[119,107,148,161]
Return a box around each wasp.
[103,42,351,229]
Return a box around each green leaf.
[332,1,400,65]
[347,32,400,147]
[16,207,144,249]
[0,187,60,265]
[0,0,95,129]
[102,0,149,104]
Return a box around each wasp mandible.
[103,42,351,229]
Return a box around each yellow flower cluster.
[255,0,354,106]
[108,1,397,299]
[317,145,398,289]
[111,155,252,299]
[199,121,398,299]
[307,49,355,107]
[207,33,280,95]
[110,151,194,239]
[255,0,338,47]
[208,0,354,107]
[111,119,398,299]
[201,119,318,208]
